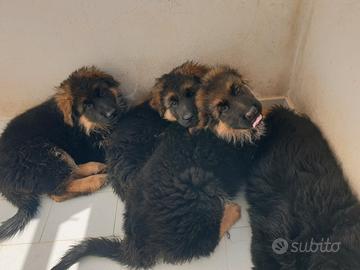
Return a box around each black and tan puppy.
[246,107,360,270]
[107,61,210,200]
[0,67,127,240]
[196,65,264,143]
[52,66,265,270]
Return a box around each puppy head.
[150,61,209,128]
[55,66,127,135]
[198,66,265,144]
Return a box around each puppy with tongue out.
[196,65,265,145]
[51,65,266,270]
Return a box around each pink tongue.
[252,114,263,128]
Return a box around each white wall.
[288,0,360,194]
[0,0,298,117]
[1,0,359,194]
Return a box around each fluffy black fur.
[52,124,255,270]
[106,102,169,200]
[52,65,264,270]
[0,67,127,240]
[246,107,360,270]
[107,61,210,201]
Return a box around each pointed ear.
[55,85,74,126]
[149,79,166,117]
[193,75,202,84]
[194,88,210,129]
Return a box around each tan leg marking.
[220,203,241,238]
[50,193,78,202]
[74,162,106,177]
[65,173,108,193]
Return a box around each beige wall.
[1,0,359,193]
[0,0,298,117]
[288,0,360,194]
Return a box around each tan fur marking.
[149,80,163,113]
[214,120,249,144]
[220,203,241,238]
[50,193,78,202]
[73,66,112,79]
[214,121,233,138]
[202,66,240,85]
[54,85,74,126]
[110,87,121,97]
[163,109,177,122]
[193,88,209,130]
[74,162,107,177]
[79,115,108,136]
[172,61,210,78]
[65,173,107,193]
[213,120,265,144]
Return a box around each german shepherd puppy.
[0,67,127,240]
[51,66,265,270]
[246,107,360,270]
[107,61,210,201]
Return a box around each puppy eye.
[186,91,194,98]
[84,101,94,109]
[170,99,178,107]
[218,103,229,113]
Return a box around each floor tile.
[97,185,113,193]
[113,199,125,238]
[74,256,128,270]
[41,192,117,242]
[0,240,141,270]
[226,227,253,270]
[0,197,53,245]
[155,238,228,270]
[0,240,122,270]
[0,241,72,270]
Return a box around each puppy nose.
[245,106,258,122]
[182,113,193,121]
[105,108,116,118]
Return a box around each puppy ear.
[194,88,210,130]
[193,75,203,85]
[55,85,74,126]
[149,79,166,117]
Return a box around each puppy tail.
[51,237,134,270]
[0,195,40,240]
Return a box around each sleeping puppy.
[107,61,210,200]
[51,65,265,270]
[0,67,127,240]
[246,107,360,270]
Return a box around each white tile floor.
[0,118,254,270]
[0,189,253,270]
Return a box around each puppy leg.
[50,193,78,202]
[220,203,241,238]
[65,174,108,193]
[73,162,107,177]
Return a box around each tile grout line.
[38,199,55,243]
[224,237,231,270]
[112,198,119,236]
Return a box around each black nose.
[245,106,259,122]
[182,113,193,121]
[105,108,116,118]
